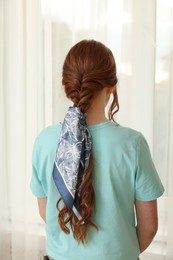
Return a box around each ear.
[106,86,115,94]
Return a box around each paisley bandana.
[52,106,92,220]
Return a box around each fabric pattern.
[52,106,92,220]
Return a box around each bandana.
[52,106,92,220]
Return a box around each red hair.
[56,40,119,244]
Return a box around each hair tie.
[52,106,92,220]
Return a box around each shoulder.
[91,121,146,155]
[108,122,143,145]
[35,124,61,143]
[33,124,62,156]
[116,124,140,137]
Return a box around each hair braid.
[57,74,97,244]
[57,39,119,244]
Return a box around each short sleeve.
[135,134,164,201]
[30,137,47,198]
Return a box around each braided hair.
[56,40,119,244]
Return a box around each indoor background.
[0,0,173,259]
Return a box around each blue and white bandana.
[52,106,92,220]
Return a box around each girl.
[30,40,164,260]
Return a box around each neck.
[86,107,108,126]
[84,88,109,126]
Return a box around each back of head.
[62,39,118,113]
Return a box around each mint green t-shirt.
[30,121,164,260]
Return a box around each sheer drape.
[0,0,172,259]
[0,0,47,259]
[154,1,173,259]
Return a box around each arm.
[135,199,158,253]
[37,197,47,223]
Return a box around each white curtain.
[0,0,172,259]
